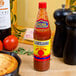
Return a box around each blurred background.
[17,0,65,31]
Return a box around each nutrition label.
[0,0,11,30]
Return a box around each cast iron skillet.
[0,51,21,76]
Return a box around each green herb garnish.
[13,47,33,55]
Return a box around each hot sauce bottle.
[34,2,51,71]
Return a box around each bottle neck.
[38,8,47,14]
[37,8,48,20]
[39,8,46,12]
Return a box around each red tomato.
[3,35,18,51]
[0,40,3,51]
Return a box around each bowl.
[0,51,21,76]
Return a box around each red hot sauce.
[34,2,51,71]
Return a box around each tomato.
[0,40,3,51]
[3,35,18,51]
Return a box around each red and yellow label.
[36,19,49,29]
[34,39,51,61]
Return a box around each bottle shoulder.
[34,8,51,40]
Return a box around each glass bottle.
[34,2,51,71]
[0,0,11,41]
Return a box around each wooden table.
[18,43,76,76]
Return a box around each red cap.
[39,2,47,8]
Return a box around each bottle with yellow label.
[34,2,51,71]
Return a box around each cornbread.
[0,53,18,76]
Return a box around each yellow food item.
[0,54,18,76]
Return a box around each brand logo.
[36,19,49,29]
[0,0,4,7]
[34,40,49,46]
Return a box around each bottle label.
[36,19,49,29]
[34,39,51,61]
[0,0,11,30]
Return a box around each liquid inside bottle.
[34,2,51,71]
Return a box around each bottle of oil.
[0,0,11,41]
